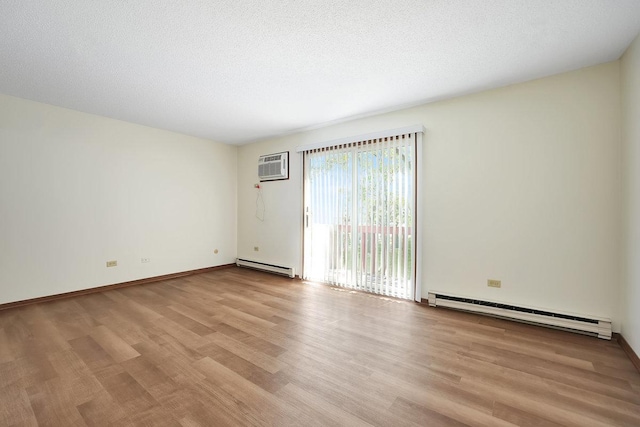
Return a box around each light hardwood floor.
[1,267,639,426]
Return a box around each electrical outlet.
[106,260,117,267]
[488,279,501,288]
[141,258,150,263]
[254,246,259,251]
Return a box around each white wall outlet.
[106,260,117,267]
[141,258,150,263]
[488,279,501,288]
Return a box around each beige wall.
[622,33,640,353]
[238,62,623,328]
[0,94,237,304]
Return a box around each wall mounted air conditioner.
[259,152,289,181]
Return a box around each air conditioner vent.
[258,152,289,181]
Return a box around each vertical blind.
[302,130,419,300]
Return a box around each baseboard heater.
[236,258,295,278]
[427,292,612,340]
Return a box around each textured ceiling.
[1,1,640,144]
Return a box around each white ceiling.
[1,1,639,145]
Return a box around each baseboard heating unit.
[427,292,612,340]
[236,259,295,278]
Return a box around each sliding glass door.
[303,134,416,299]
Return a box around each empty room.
[1,1,640,426]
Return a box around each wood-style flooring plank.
[0,384,37,426]
[26,378,88,427]
[89,325,141,363]
[492,401,565,427]
[275,382,374,427]
[192,356,307,426]
[76,389,128,426]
